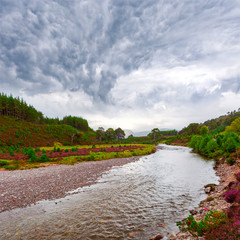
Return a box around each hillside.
[0,115,96,148]
[203,109,240,131]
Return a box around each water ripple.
[0,144,219,239]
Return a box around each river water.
[0,144,218,239]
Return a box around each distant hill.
[124,129,134,138]
[133,131,150,137]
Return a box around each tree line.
[96,127,125,141]
[0,93,89,131]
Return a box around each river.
[0,144,218,239]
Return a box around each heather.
[0,144,155,170]
[177,172,240,239]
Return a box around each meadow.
[0,143,155,170]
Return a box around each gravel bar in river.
[0,157,141,213]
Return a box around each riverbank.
[0,156,142,213]
[168,158,240,240]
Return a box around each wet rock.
[204,187,211,193]
[150,234,164,240]
[204,183,216,191]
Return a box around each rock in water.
[204,187,211,193]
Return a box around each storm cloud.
[1,0,240,131]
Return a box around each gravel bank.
[0,157,141,213]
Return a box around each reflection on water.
[0,144,218,239]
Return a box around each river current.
[0,144,218,239]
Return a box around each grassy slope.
[0,115,96,148]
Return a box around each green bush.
[35,148,41,153]
[222,137,238,153]
[53,147,61,152]
[226,158,235,166]
[4,165,18,170]
[199,136,211,156]
[87,154,95,161]
[8,146,15,156]
[41,149,47,154]
[189,135,202,150]
[39,154,49,163]
[177,211,227,237]
[0,160,10,167]
[206,139,219,157]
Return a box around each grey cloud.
[1,0,240,105]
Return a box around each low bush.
[0,159,10,167]
[177,211,227,237]
[226,158,235,166]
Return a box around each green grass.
[0,144,155,170]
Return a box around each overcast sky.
[1,0,240,132]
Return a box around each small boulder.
[204,187,211,193]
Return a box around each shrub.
[177,211,227,237]
[206,139,218,156]
[226,158,236,166]
[206,196,214,202]
[4,165,18,170]
[53,147,61,152]
[35,148,41,153]
[8,147,15,156]
[223,137,238,153]
[41,149,47,154]
[189,135,202,150]
[225,189,238,203]
[87,154,95,161]
[0,160,10,167]
[199,136,211,156]
[39,154,49,163]
[204,217,240,239]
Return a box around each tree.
[189,135,203,150]
[200,125,209,135]
[226,117,240,133]
[151,128,161,141]
[62,116,89,131]
[115,128,125,141]
[96,127,105,141]
[104,128,117,141]
[179,123,200,135]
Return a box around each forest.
[0,93,89,131]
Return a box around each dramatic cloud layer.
[1,0,240,131]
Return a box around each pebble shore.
[0,157,141,213]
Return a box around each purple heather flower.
[225,189,238,203]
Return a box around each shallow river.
[0,144,218,239]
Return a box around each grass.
[0,144,156,170]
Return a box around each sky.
[1,0,240,132]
